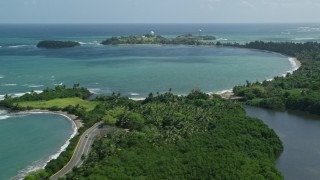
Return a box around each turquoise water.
[0,24,312,178]
[0,111,75,180]
[0,45,292,99]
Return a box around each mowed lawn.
[17,97,99,111]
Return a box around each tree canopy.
[229,41,320,115]
[37,40,80,48]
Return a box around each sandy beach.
[20,109,83,129]
[292,57,301,69]
[219,91,235,99]
[218,57,302,99]
[9,109,81,179]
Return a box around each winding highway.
[50,121,103,180]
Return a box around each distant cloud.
[241,1,257,9]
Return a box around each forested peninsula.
[37,40,80,48]
[1,86,282,179]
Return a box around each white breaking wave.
[6,90,44,99]
[214,89,233,95]
[130,93,140,96]
[270,57,300,79]
[292,37,315,41]
[216,38,228,41]
[54,82,63,86]
[12,93,26,98]
[88,88,101,94]
[3,84,17,86]
[286,57,299,74]
[0,110,7,115]
[33,90,43,94]
[78,41,101,46]
[28,85,44,88]
[23,84,44,88]
[0,76,5,79]
[8,45,34,48]
[13,112,78,180]
[129,97,146,101]
[0,115,11,120]
[296,27,320,33]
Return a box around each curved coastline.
[11,110,79,180]
[128,56,301,101]
[218,56,301,99]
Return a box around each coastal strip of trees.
[226,41,320,115]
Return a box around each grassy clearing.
[17,97,99,111]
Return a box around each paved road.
[50,121,103,180]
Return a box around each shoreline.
[119,56,302,101]
[21,109,84,129]
[12,110,81,180]
[290,57,301,71]
[218,56,302,99]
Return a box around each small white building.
[150,31,155,36]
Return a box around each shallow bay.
[0,112,74,179]
[0,45,292,99]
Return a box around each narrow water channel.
[245,106,320,180]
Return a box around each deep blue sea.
[0,23,319,179]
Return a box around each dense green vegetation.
[0,86,283,179]
[176,33,216,40]
[101,35,169,45]
[66,90,282,179]
[228,41,320,115]
[37,40,80,48]
[101,34,216,45]
[0,84,91,110]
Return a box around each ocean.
[0,23,319,179]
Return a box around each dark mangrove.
[37,40,80,49]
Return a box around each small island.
[101,31,216,45]
[37,40,80,49]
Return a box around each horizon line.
[1,22,320,25]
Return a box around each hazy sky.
[1,0,320,23]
